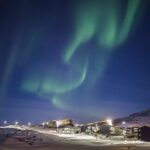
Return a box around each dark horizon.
[0,0,150,124]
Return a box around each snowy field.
[1,125,150,146]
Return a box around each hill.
[114,108,150,127]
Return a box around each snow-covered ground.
[54,133,149,146]
[0,125,150,147]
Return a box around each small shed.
[138,126,150,142]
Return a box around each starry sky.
[0,0,150,124]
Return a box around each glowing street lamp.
[4,121,7,125]
[122,121,126,125]
[106,119,113,126]
[42,122,45,127]
[122,121,127,139]
[56,120,62,132]
[74,123,79,127]
[15,121,18,125]
[28,122,31,126]
[56,120,62,128]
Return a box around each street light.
[42,122,45,127]
[28,122,31,126]
[74,123,79,127]
[15,121,18,125]
[56,120,62,132]
[122,121,126,125]
[106,119,113,126]
[122,121,127,140]
[56,120,62,127]
[4,121,7,125]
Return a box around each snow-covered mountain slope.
[114,108,150,127]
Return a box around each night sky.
[0,0,150,124]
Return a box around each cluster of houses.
[40,118,150,142]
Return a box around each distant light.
[56,120,62,127]
[42,122,45,126]
[28,122,31,126]
[75,123,79,127]
[4,121,7,125]
[106,119,113,126]
[15,121,18,125]
[122,121,126,125]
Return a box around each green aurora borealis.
[0,0,149,121]
[64,0,140,63]
[22,0,141,112]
